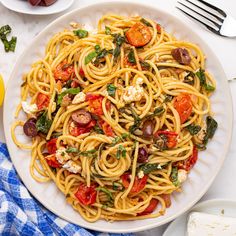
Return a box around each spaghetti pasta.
[12,14,218,222]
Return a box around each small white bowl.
[0,0,75,15]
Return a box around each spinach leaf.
[139,163,162,174]
[203,116,218,145]
[105,26,111,35]
[164,95,173,103]
[116,145,126,159]
[36,112,52,134]
[170,166,180,187]
[96,187,114,200]
[73,29,88,38]
[140,60,151,70]
[57,87,80,105]
[140,18,152,27]
[196,69,215,91]
[186,124,201,135]
[0,25,17,52]
[127,49,136,64]
[107,84,117,97]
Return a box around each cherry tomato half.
[46,138,57,154]
[154,130,178,149]
[69,120,96,137]
[36,93,50,110]
[45,154,61,168]
[54,60,75,82]
[98,120,114,137]
[121,173,148,194]
[86,94,104,116]
[159,194,171,208]
[137,199,159,216]
[174,93,193,124]
[75,183,97,206]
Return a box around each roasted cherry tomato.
[159,194,171,208]
[45,154,61,168]
[137,199,159,216]
[98,120,114,137]
[46,138,57,154]
[154,130,178,149]
[86,94,104,116]
[174,93,192,124]
[126,22,152,47]
[121,173,148,194]
[54,60,75,82]
[69,120,96,136]
[36,93,50,110]
[176,146,198,171]
[75,183,97,206]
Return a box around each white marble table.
[0,0,236,235]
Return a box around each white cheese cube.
[72,92,86,104]
[55,147,71,164]
[63,160,81,174]
[22,102,38,115]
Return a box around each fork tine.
[178,1,222,27]
[196,0,227,17]
[176,7,222,36]
[184,0,224,23]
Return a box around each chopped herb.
[36,111,52,134]
[80,149,97,157]
[121,133,129,139]
[170,167,180,187]
[127,49,136,64]
[107,84,117,97]
[112,33,125,58]
[144,106,165,120]
[0,25,17,52]
[196,68,215,91]
[186,124,201,135]
[73,29,88,38]
[95,44,100,52]
[113,46,121,58]
[111,136,121,146]
[112,182,124,191]
[139,163,162,174]
[98,143,106,158]
[96,187,114,200]
[66,147,79,153]
[116,145,126,159]
[140,60,151,70]
[57,87,80,105]
[105,26,111,35]
[203,116,218,145]
[64,79,73,88]
[93,125,104,134]
[140,18,152,27]
[51,132,63,138]
[183,71,195,85]
[85,51,97,64]
[123,106,141,134]
[164,95,173,103]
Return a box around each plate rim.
[3,1,233,233]
[0,0,75,15]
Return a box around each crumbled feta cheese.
[51,102,57,113]
[22,102,38,115]
[178,169,188,183]
[138,170,144,179]
[61,88,67,93]
[55,147,71,164]
[72,92,86,104]
[63,160,81,174]
[123,79,144,103]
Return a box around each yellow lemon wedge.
[0,75,5,107]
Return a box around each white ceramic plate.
[3,1,233,233]
[0,0,74,15]
[163,199,236,236]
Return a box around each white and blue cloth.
[0,142,133,236]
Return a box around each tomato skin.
[137,199,159,216]
[156,23,161,33]
[154,130,178,149]
[126,22,152,47]
[71,80,79,88]
[121,173,148,194]
[75,183,97,206]
[54,60,75,82]
[45,154,61,168]
[174,93,193,124]
[36,93,50,110]
[79,68,85,77]
[177,146,198,171]
[69,120,96,136]
[46,138,57,154]
[86,94,104,116]
[98,120,114,137]
[159,194,171,208]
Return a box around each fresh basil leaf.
[107,84,117,97]
[113,45,121,58]
[36,111,52,134]
[186,124,201,135]
[105,26,111,35]
[203,116,218,145]
[170,166,180,187]
[57,87,80,105]
[127,49,136,64]
[140,18,152,27]
[0,25,11,38]
[144,106,165,120]
[140,163,162,175]
[96,187,114,200]
[112,33,125,58]
[0,25,17,52]
[73,29,88,38]
[85,51,97,64]
[140,60,151,70]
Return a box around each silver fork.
[177,0,236,37]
